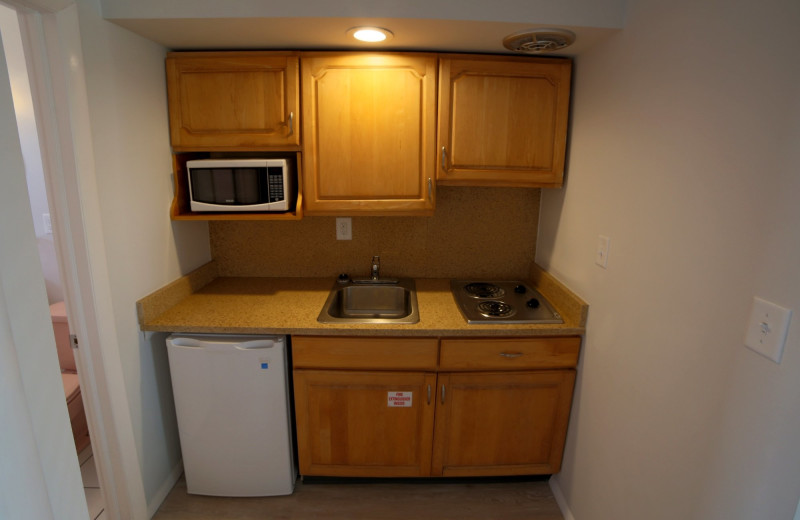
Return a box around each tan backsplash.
[210,186,540,279]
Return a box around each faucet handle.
[371,255,380,279]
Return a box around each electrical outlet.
[744,297,792,363]
[336,217,352,240]
[595,235,610,268]
[43,213,52,234]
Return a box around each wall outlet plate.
[744,297,792,363]
[336,217,352,240]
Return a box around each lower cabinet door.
[431,370,576,476]
[294,369,437,477]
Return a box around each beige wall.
[211,186,541,280]
[538,0,800,518]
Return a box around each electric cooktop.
[450,280,563,324]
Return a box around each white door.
[0,22,88,519]
[1,3,148,518]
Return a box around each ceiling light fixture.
[347,26,394,43]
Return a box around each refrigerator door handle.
[168,336,278,350]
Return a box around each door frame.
[6,1,147,518]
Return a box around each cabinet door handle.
[499,352,524,358]
[441,384,446,404]
[287,111,294,136]
[440,146,447,171]
[427,384,431,405]
[427,178,433,200]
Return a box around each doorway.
[0,1,148,518]
[0,3,103,517]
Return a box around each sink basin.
[318,278,419,324]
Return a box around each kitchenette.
[135,47,587,498]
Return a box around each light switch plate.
[744,297,792,363]
[595,235,610,268]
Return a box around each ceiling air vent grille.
[503,29,576,54]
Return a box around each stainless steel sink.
[317,278,419,324]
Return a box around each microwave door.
[189,168,215,204]
[212,169,235,204]
[234,168,259,205]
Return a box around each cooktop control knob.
[526,298,540,309]
[514,285,527,294]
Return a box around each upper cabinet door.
[437,56,571,188]
[166,52,300,151]
[301,53,437,216]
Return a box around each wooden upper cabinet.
[166,52,300,151]
[301,53,437,215]
[437,55,572,188]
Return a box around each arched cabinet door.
[301,52,437,216]
[166,52,300,151]
[437,55,572,188]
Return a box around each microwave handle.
[287,112,294,137]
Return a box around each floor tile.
[78,445,93,466]
[81,455,100,488]
[84,487,104,519]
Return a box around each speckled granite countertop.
[137,262,587,337]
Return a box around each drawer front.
[292,336,439,370]
[439,336,580,370]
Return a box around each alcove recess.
[170,151,303,221]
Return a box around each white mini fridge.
[166,334,296,496]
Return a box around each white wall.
[74,0,211,509]
[538,0,800,518]
[0,5,64,304]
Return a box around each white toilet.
[50,301,91,453]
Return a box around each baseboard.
[549,475,576,520]
[147,459,183,518]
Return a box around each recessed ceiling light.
[347,26,394,43]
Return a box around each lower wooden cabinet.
[292,335,580,478]
[293,370,436,477]
[431,370,575,476]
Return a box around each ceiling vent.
[502,29,576,54]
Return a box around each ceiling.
[100,0,625,57]
[109,17,618,57]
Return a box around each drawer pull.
[499,352,524,358]
[287,111,294,136]
[441,384,446,404]
[427,384,431,405]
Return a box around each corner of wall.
[549,475,576,520]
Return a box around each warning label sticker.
[387,391,413,407]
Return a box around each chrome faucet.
[370,256,380,280]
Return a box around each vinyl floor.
[153,476,564,520]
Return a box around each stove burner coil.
[464,283,505,299]
[477,301,515,318]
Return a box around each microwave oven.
[186,158,294,212]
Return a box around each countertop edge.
[137,263,587,337]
